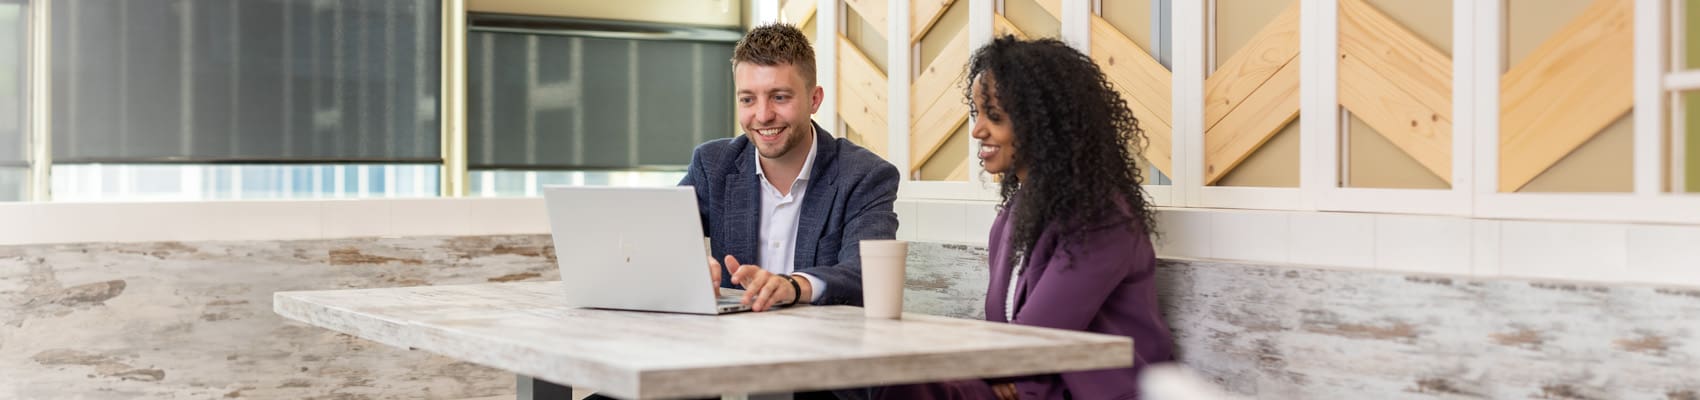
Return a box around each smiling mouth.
[979,144,1000,159]
[754,127,784,138]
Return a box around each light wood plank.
[1090,16,1174,176]
[1499,0,1633,192]
[1091,17,1173,127]
[1034,0,1062,19]
[910,27,973,172]
[1336,0,1453,182]
[1203,0,1300,133]
[838,36,892,157]
[1339,53,1453,182]
[1124,90,1175,178]
[1337,0,1451,128]
[995,14,1028,39]
[782,0,818,26]
[1204,59,1301,184]
[845,0,890,39]
[912,0,957,43]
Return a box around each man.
[683,23,900,313]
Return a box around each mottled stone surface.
[0,235,559,399]
[7,235,1698,399]
[903,244,1700,400]
[276,282,1134,399]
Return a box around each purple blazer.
[984,200,1175,400]
[874,200,1173,400]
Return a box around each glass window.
[1,0,25,201]
[465,16,737,196]
[51,164,438,201]
[51,0,441,163]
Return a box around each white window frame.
[1301,0,1475,217]
[1469,0,1700,225]
[879,0,1700,226]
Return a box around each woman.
[879,36,1174,400]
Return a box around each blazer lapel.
[793,124,838,270]
[724,154,763,272]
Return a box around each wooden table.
[273,281,1132,399]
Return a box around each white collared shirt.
[754,136,826,303]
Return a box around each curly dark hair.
[965,36,1157,264]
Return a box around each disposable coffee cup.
[860,240,909,319]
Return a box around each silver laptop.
[543,185,752,315]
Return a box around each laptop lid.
[543,185,734,315]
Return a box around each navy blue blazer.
[679,121,901,306]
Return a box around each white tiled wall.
[1288,212,1375,269]
[1373,214,1473,276]
[1209,211,1291,263]
[3,197,1692,288]
[1625,225,1700,285]
[1499,221,1630,283]
[894,200,1700,288]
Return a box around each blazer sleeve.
[803,159,901,306]
[1012,224,1148,400]
[1011,225,1136,331]
[679,142,715,238]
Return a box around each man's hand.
[707,256,723,297]
[725,255,796,312]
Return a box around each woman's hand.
[992,383,1019,400]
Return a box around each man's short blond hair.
[732,23,816,86]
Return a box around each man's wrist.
[782,274,803,305]
[790,273,816,305]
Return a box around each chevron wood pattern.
[1337,0,1454,183]
[838,35,891,158]
[1499,0,1633,192]
[1203,0,1301,184]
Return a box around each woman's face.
[970,75,1019,177]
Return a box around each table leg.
[517,375,574,400]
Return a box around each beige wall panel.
[469,0,741,27]
[919,0,970,72]
[1502,0,1631,192]
[1361,0,1451,55]
[920,124,971,181]
[1215,0,1291,70]
[1520,116,1633,193]
[1101,0,1156,54]
[1212,0,1298,187]
[1347,116,1449,189]
[1506,0,1594,68]
[1218,119,1301,187]
[1004,0,1061,39]
[847,7,891,73]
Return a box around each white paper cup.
[860,240,908,319]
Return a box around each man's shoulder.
[691,136,749,172]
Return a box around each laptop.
[543,185,753,315]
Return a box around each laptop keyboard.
[717,288,746,306]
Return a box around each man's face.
[734,62,822,160]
